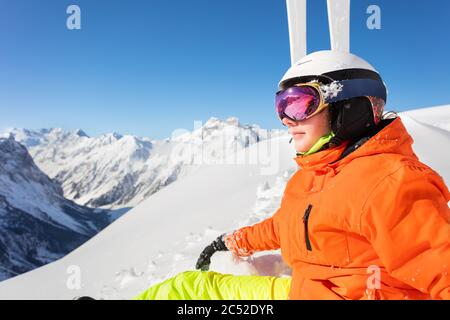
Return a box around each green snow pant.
[134,271,291,300]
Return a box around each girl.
[136,51,450,300]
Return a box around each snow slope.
[403,105,450,132]
[2,118,281,210]
[0,106,448,299]
[396,105,450,183]
[0,135,296,299]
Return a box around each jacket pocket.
[298,203,353,266]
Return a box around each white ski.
[327,0,350,52]
[286,0,307,66]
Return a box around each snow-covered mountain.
[3,118,283,210]
[0,137,110,281]
[0,106,448,299]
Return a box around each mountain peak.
[39,128,52,134]
[73,129,89,138]
[101,132,123,142]
[0,137,28,158]
[111,132,123,140]
[49,128,63,134]
[204,117,221,128]
[225,117,240,126]
[202,117,244,129]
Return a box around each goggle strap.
[326,79,387,104]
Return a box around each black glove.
[195,234,228,271]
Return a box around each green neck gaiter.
[296,131,335,157]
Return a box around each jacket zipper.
[302,204,313,251]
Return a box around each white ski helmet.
[278,50,388,146]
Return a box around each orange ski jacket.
[225,116,450,300]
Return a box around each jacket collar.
[293,140,349,171]
[294,116,415,171]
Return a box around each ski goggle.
[275,82,328,123]
[275,78,387,123]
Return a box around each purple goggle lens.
[275,86,321,122]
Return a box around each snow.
[400,113,450,183]
[320,81,344,100]
[0,105,448,299]
[401,105,450,183]
[402,105,450,132]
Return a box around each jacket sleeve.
[360,164,450,299]
[224,207,282,257]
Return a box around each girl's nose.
[282,117,298,127]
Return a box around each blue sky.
[0,0,449,139]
